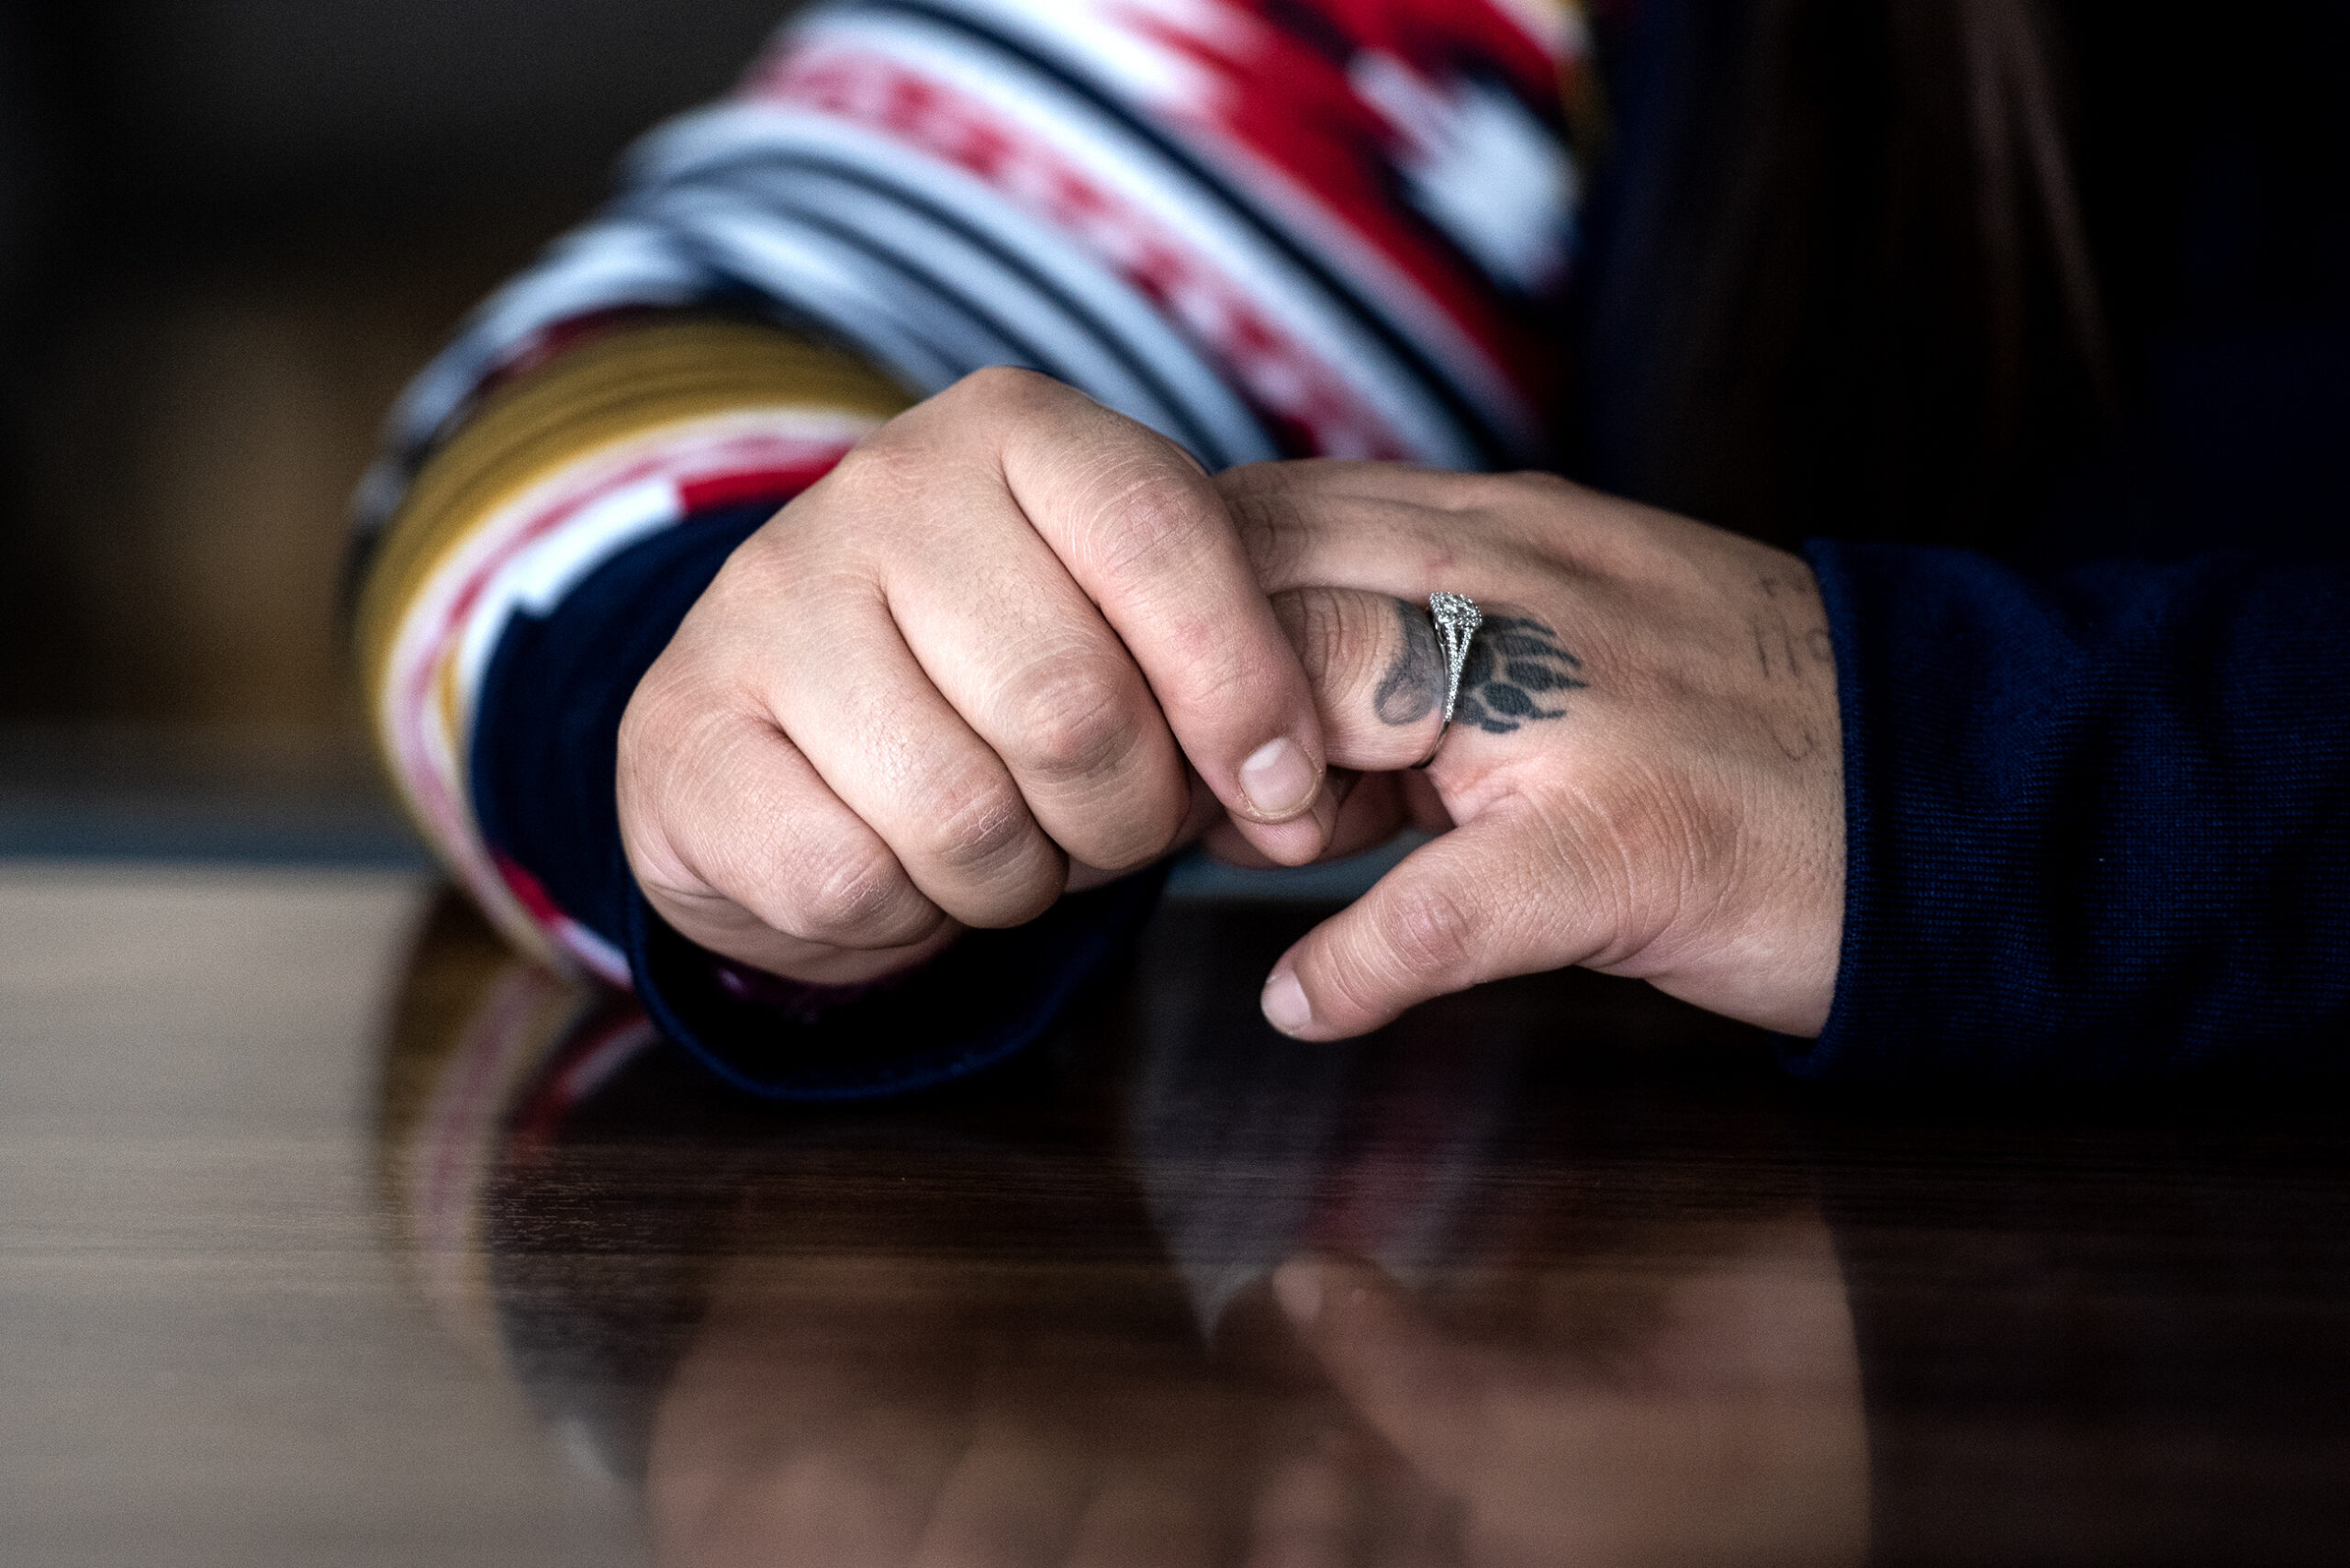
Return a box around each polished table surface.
[5,864,2348,1566]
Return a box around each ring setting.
[1416,590,1483,769]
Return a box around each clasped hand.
[620,370,1844,1036]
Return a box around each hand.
[1223,462,1846,1037]
[646,1195,1268,1568]
[619,369,1338,986]
[1267,1221,1871,1568]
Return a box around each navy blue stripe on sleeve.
[470,504,770,952]
[470,500,1160,1099]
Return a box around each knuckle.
[1094,479,1212,583]
[1085,800,1188,873]
[1454,467,1564,516]
[1066,757,1190,871]
[617,686,736,862]
[1550,769,1730,960]
[1158,633,1255,728]
[1380,879,1483,981]
[1309,588,1381,690]
[821,431,928,507]
[1225,487,1306,583]
[1010,661,1143,782]
[1595,766,1729,874]
[1271,588,1337,684]
[923,767,1039,877]
[933,365,1076,435]
[1162,598,1270,708]
[1054,456,1247,632]
[957,364,1061,406]
[770,844,925,946]
[1499,467,1582,504]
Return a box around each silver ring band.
[1414,591,1483,769]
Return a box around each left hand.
[1264,1220,1871,1568]
[1217,462,1847,1038]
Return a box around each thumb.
[1258,808,1595,1040]
[1271,1256,1494,1492]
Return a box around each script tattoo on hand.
[1749,574,1835,683]
[1748,573,1836,761]
[1374,597,1587,735]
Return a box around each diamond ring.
[1415,591,1483,769]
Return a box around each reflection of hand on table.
[1267,1215,1870,1568]
[646,1248,1271,1568]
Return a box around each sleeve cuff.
[622,867,1169,1101]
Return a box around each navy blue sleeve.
[1791,541,2350,1081]
[469,502,1160,1101]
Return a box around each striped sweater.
[360,0,2350,1087]
[353,0,1594,1088]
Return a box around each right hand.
[619,368,1337,986]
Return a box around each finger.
[909,1424,1092,1568]
[759,570,1069,930]
[986,373,1331,858]
[1060,1471,1224,1568]
[722,1430,964,1568]
[1258,808,1595,1040]
[647,1338,967,1568]
[1221,457,1495,507]
[1220,461,1539,599]
[1270,588,1445,772]
[619,676,950,962]
[1203,772,1401,870]
[1244,1446,1360,1568]
[1397,771,1454,836]
[892,518,1190,874]
[1270,1257,1494,1495]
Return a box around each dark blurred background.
[0,0,799,859]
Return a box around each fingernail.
[1262,968,1314,1036]
[1272,1260,1323,1327]
[1239,736,1318,821]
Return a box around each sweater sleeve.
[352,0,1593,539]
[352,0,1595,1096]
[1790,541,2350,1082]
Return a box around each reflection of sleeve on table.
[348,0,1591,1097]
[1808,1106,2350,1565]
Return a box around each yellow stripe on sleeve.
[354,319,912,705]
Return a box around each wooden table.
[5,865,2347,1566]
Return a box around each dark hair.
[1579,0,2111,551]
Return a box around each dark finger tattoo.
[1373,596,1442,724]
